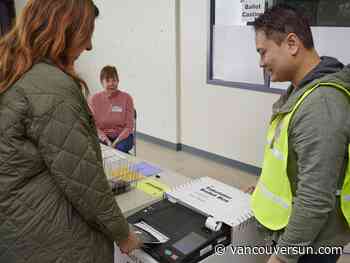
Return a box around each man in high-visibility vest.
[250,4,350,263]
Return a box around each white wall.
[14,0,26,14]
[15,0,180,145]
[180,0,278,167]
[14,0,282,167]
[77,0,179,144]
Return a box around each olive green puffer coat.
[0,62,129,263]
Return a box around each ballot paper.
[133,221,169,244]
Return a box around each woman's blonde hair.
[0,0,99,93]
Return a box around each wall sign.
[241,0,265,23]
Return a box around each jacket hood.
[298,56,344,88]
[325,63,350,86]
[272,56,345,117]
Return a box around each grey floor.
[136,138,350,263]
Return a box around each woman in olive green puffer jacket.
[0,1,139,262]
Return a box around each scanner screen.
[172,232,206,255]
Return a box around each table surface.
[103,145,270,263]
[100,144,191,217]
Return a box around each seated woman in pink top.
[89,65,134,153]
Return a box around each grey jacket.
[0,62,129,263]
[267,57,350,262]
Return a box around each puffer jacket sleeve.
[34,83,130,243]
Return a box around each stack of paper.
[165,177,253,227]
[132,162,162,177]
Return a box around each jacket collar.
[271,57,344,120]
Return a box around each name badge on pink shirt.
[111,105,123,112]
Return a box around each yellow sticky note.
[136,178,170,197]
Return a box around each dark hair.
[100,65,119,82]
[252,4,314,49]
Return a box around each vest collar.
[271,58,346,121]
[271,78,321,120]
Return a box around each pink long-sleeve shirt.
[88,89,134,142]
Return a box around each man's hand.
[267,255,285,263]
[242,184,256,194]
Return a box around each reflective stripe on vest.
[252,82,350,230]
[271,147,284,161]
[259,181,290,209]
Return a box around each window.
[208,0,350,94]
[0,0,16,37]
[274,0,350,27]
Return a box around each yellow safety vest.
[251,82,350,231]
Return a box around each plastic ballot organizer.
[114,177,268,263]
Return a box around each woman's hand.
[106,138,112,147]
[118,231,142,254]
[112,138,120,148]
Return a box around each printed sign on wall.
[241,0,265,23]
